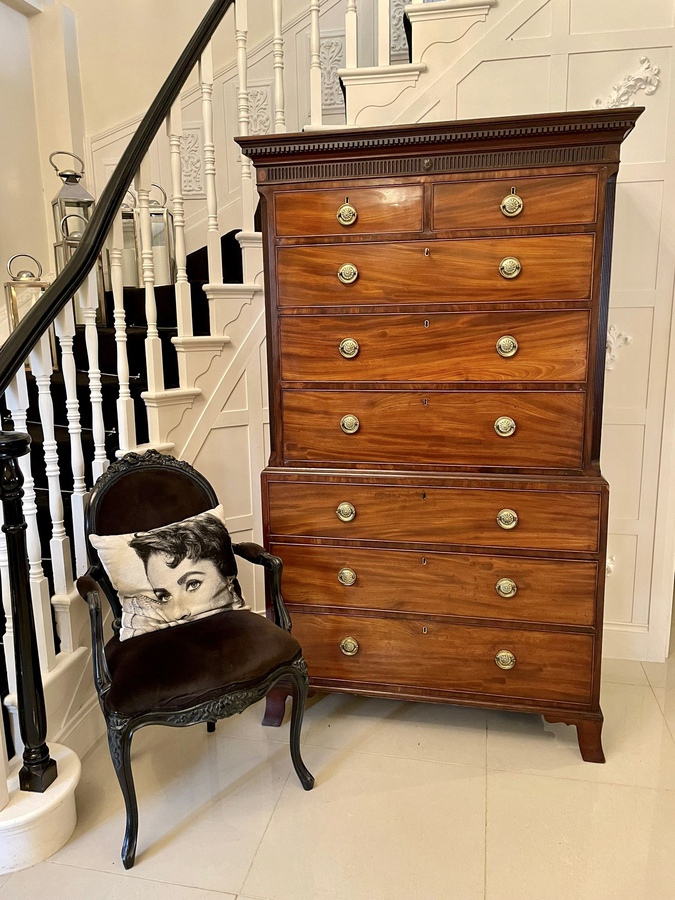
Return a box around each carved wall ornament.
[595,57,660,109]
[606,324,632,370]
[248,87,271,136]
[181,127,204,197]
[606,555,616,576]
[320,36,345,112]
[391,0,409,63]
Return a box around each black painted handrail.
[0,0,236,397]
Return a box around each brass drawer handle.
[496,508,518,530]
[339,338,360,359]
[337,203,358,226]
[495,649,516,670]
[495,577,518,598]
[499,257,521,279]
[338,567,357,586]
[340,636,359,656]
[500,188,524,218]
[336,502,356,522]
[338,263,359,284]
[496,335,518,358]
[494,416,516,438]
[340,414,360,434]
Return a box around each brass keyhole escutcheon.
[336,501,356,522]
[338,567,357,586]
[494,416,516,438]
[340,414,360,434]
[337,202,358,226]
[495,649,516,670]
[339,338,360,359]
[337,263,359,284]
[496,335,518,358]
[496,508,519,530]
[500,187,524,218]
[499,257,522,279]
[340,636,359,656]
[495,577,518,599]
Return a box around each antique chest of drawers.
[238,109,641,762]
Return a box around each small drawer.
[281,389,586,469]
[276,235,594,307]
[290,611,594,704]
[271,543,598,626]
[274,185,424,237]
[432,174,598,231]
[279,310,590,383]
[266,478,603,552]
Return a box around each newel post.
[0,431,57,792]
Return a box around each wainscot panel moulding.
[238,108,642,763]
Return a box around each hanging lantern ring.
[48,151,86,177]
[122,189,138,210]
[149,183,168,207]
[7,254,43,281]
[60,213,89,240]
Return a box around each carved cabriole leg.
[107,714,139,869]
[288,660,314,791]
[543,713,605,764]
[262,683,291,726]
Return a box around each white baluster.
[272,0,286,132]
[309,0,322,127]
[234,8,256,234]
[29,331,74,602]
[137,156,165,405]
[377,0,390,66]
[54,301,87,576]
[199,44,224,284]
[5,367,57,673]
[109,211,137,452]
[77,269,109,481]
[167,102,193,336]
[345,0,358,69]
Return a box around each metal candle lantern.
[49,151,96,249]
[3,255,50,345]
[119,184,175,287]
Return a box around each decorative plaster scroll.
[606,324,632,370]
[595,57,660,109]
[606,555,615,576]
[248,87,272,136]
[391,0,408,63]
[181,127,204,197]
[321,36,345,111]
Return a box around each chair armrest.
[77,569,113,696]
[233,542,292,632]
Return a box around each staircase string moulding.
[238,108,642,763]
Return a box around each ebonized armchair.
[76,450,314,869]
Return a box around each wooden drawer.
[290,611,594,704]
[266,479,603,552]
[280,310,590,383]
[432,174,598,230]
[276,235,594,307]
[281,389,586,469]
[275,185,424,236]
[272,543,598,626]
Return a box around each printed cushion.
[89,505,248,641]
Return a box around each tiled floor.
[3,656,675,900]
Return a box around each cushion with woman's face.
[89,505,248,641]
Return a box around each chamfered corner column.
[0,431,57,793]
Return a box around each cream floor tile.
[486,681,675,788]
[486,770,675,900]
[602,657,649,684]
[51,725,297,894]
[0,877,8,891]
[302,692,487,767]
[0,861,235,898]
[642,660,670,690]
[242,745,486,900]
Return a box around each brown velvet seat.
[77,450,314,870]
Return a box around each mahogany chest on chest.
[238,109,641,761]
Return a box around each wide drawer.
[272,543,598,626]
[276,235,594,306]
[266,479,603,552]
[432,174,598,230]
[279,310,590,383]
[281,389,586,469]
[290,611,594,704]
[275,185,424,236]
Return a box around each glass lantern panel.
[122,214,139,287]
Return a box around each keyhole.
[345,195,349,203]
[423,398,428,407]
[424,320,430,328]
[424,247,430,257]
[422,626,428,634]
[510,186,517,195]
[422,492,426,500]
[421,557,427,565]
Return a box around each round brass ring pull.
[340,636,359,656]
[495,649,516,670]
[336,502,356,522]
[340,414,360,434]
[496,508,518,530]
[495,577,518,598]
[338,567,357,586]
[500,189,524,218]
[338,263,359,284]
[339,338,360,359]
[496,335,518,358]
[499,257,522,279]
[494,416,516,438]
[337,203,358,226]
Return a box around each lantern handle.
[122,189,138,209]
[150,183,168,206]
[49,151,85,175]
[60,213,89,239]
[7,255,43,281]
